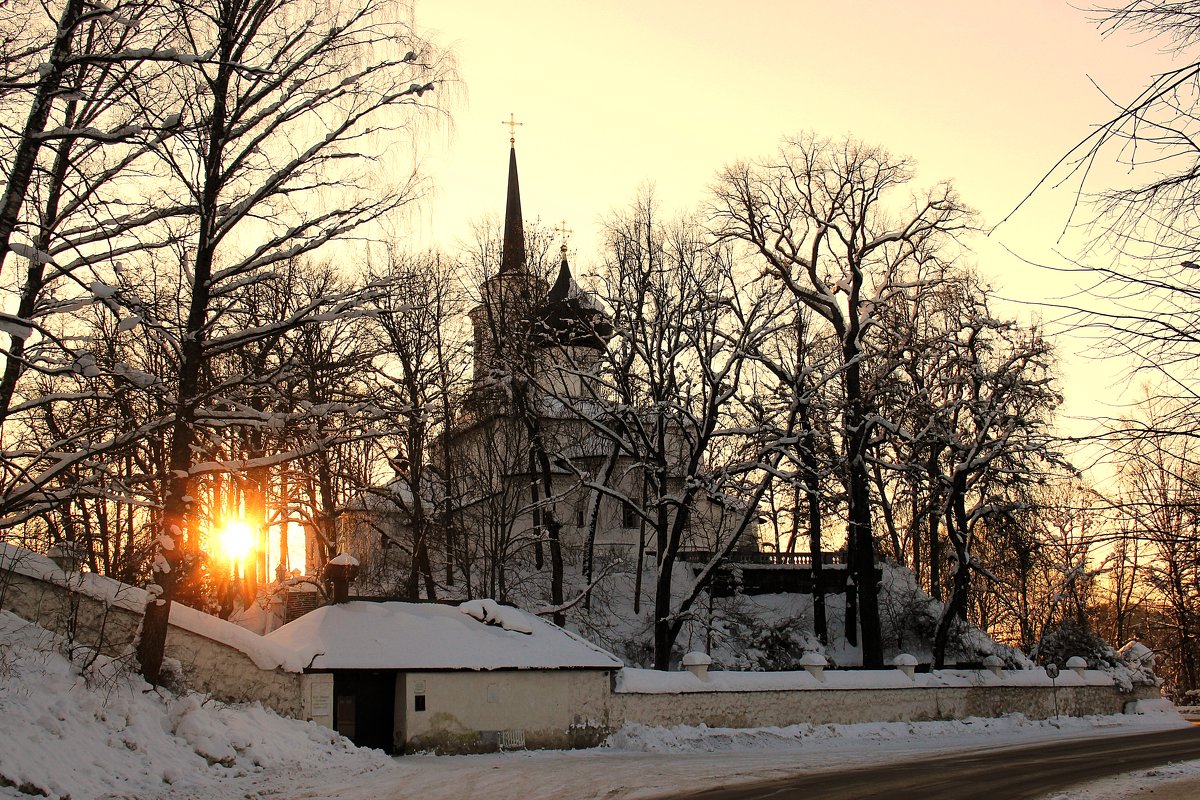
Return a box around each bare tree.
[1111,396,1200,696]
[746,306,841,644]
[557,195,785,669]
[712,133,971,667]
[444,406,538,602]
[133,0,447,682]
[365,249,469,599]
[0,0,179,282]
[1008,4,1200,442]
[0,3,195,535]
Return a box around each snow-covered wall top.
[0,543,305,672]
[616,666,1128,693]
[264,600,624,671]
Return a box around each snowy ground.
[119,717,1200,800]
[1,609,1194,800]
[1046,761,1200,800]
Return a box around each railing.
[732,550,846,567]
[677,549,846,567]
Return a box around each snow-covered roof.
[265,599,623,671]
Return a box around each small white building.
[265,598,621,753]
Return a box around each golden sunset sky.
[412,0,1181,457]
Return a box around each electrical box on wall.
[301,673,334,729]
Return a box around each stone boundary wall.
[0,547,1164,742]
[0,562,302,717]
[606,683,1158,730]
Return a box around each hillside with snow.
[553,559,1027,670]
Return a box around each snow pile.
[1119,640,1155,669]
[460,598,533,634]
[606,710,1190,753]
[1114,640,1159,691]
[1124,698,1177,715]
[0,611,388,800]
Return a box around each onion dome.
[532,246,613,350]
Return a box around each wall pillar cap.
[682,651,712,680]
[800,651,827,682]
[893,653,918,679]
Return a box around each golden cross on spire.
[555,220,573,256]
[501,113,523,145]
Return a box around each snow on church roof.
[264,599,623,671]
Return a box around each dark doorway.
[333,671,396,753]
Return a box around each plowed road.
[670,726,1200,800]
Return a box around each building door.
[333,671,396,753]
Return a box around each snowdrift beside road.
[0,611,388,800]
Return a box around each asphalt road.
[668,726,1200,800]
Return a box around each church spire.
[499,115,526,274]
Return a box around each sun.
[216,519,255,564]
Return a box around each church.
[333,139,756,603]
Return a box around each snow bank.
[607,710,1191,753]
[0,612,388,800]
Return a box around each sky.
[407,0,1183,457]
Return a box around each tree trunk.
[276,470,290,581]
[926,451,943,601]
[799,417,827,644]
[909,477,922,587]
[933,480,972,668]
[523,411,564,626]
[0,120,79,422]
[651,452,673,669]
[844,356,882,667]
[136,18,236,683]
[135,332,206,682]
[653,551,674,670]
[0,0,84,283]
[582,444,620,611]
[874,459,903,565]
